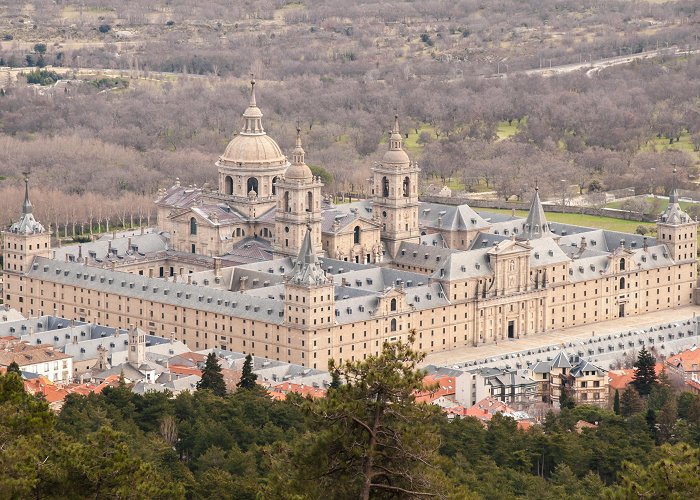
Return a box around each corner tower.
[2,173,51,275]
[274,127,323,258]
[371,115,420,256]
[216,79,289,218]
[657,188,696,261]
[284,227,335,332]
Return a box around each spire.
[660,167,690,225]
[389,114,403,151]
[22,171,32,215]
[521,185,553,240]
[669,167,678,204]
[287,226,328,286]
[241,76,264,135]
[292,123,305,165]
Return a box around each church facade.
[2,81,698,371]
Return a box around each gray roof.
[52,231,169,263]
[432,247,492,281]
[286,228,330,286]
[7,178,46,235]
[520,188,553,240]
[551,351,572,369]
[393,242,457,271]
[419,203,490,231]
[570,359,607,378]
[660,190,692,225]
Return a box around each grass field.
[496,120,519,140]
[479,208,654,233]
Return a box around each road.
[490,46,700,79]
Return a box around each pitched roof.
[520,188,553,241]
[666,348,700,372]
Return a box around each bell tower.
[371,115,420,256]
[273,127,323,257]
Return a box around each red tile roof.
[414,375,456,404]
[666,349,700,373]
[273,382,327,399]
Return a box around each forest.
[0,1,699,236]
[1,336,700,499]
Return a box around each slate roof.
[419,203,490,231]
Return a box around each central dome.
[218,80,287,168]
[220,134,286,166]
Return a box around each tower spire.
[22,171,33,215]
[287,226,328,286]
[292,122,305,165]
[241,76,264,135]
[520,185,552,240]
[389,114,403,151]
[249,74,256,107]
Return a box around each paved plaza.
[422,305,700,369]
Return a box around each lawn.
[641,131,699,158]
[496,120,519,140]
[479,208,653,233]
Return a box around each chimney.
[127,237,132,250]
[112,230,116,240]
[52,250,56,259]
[213,257,222,277]
[107,240,112,257]
[78,244,82,259]
[84,256,89,265]
[65,254,69,262]
[643,236,648,251]
[187,275,192,285]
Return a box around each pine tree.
[329,369,341,389]
[236,354,257,390]
[632,347,658,396]
[620,387,645,417]
[268,332,454,498]
[197,352,227,396]
[613,389,621,415]
[6,361,21,375]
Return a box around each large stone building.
[2,81,698,369]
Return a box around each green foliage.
[613,389,621,415]
[611,443,700,499]
[88,77,129,90]
[25,68,60,86]
[33,43,47,55]
[268,332,460,498]
[236,353,258,390]
[197,352,227,396]
[621,387,645,417]
[98,24,112,33]
[633,347,658,396]
[309,164,333,186]
[6,361,20,375]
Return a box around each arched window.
[272,176,278,195]
[189,217,197,235]
[403,176,410,197]
[390,298,397,312]
[382,176,389,197]
[619,258,625,271]
[306,191,313,212]
[235,228,241,237]
[225,176,233,195]
[247,177,259,195]
[620,277,626,290]
[353,225,361,245]
[390,318,397,332]
[284,192,290,212]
